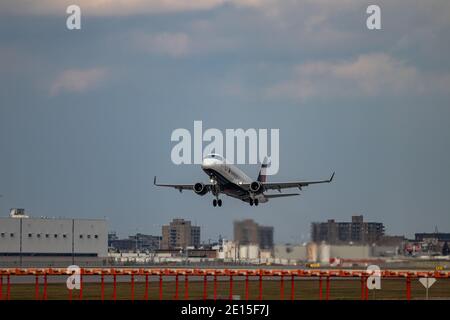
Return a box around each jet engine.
[249,181,263,193]
[194,182,208,195]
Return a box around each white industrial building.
[274,242,374,265]
[217,240,238,261]
[0,209,107,266]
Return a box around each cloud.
[3,0,450,102]
[132,32,191,57]
[0,0,367,17]
[50,67,108,96]
[266,53,450,101]
[130,24,239,57]
[0,0,263,16]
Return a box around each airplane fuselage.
[201,155,268,203]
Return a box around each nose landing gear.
[213,199,222,207]
[249,198,259,206]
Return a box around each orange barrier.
[0,268,448,301]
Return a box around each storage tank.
[306,242,318,262]
[319,243,330,264]
[248,245,259,260]
[239,245,248,260]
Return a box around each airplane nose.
[202,158,218,169]
[202,158,212,169]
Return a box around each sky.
[0,0,449,243]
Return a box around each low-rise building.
[0,209,107,266]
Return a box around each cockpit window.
[206,153,224,161]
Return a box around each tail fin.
[257,157,269,182]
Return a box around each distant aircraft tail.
[257,157,269,182]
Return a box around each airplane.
[154,153,334,207]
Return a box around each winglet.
[154,176,157,185]
[329,172,335,182]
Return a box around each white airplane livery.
[154,154,334,207]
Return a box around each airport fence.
[0,268,449,300]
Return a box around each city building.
[403,231,450,256]
[109,233,162,252]
[274,243,375,264]
[154,248,216,259]
[376,235,407,246]
[233,219,274,249]
[0,209,107,265]
[108,231,119,244]
[234,219,258,245]
[109,238,136,252]
[129,233,162,251]
[258,226,274,249]
[415,233,450,242]
[311,215,385,245]
[161,218,200,249]
[217,240,238,261]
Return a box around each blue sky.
[1,1,449,243]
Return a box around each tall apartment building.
[161,218,200,249]
[233,219,274,249]
[258,226,274,249]
[311,215,384,244]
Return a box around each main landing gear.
[213,199,222,207]
[249,199,259,206]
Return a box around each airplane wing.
[265,193,299,198]
[153,176,213,193]
[153,176,196,192]
[258,172,335,191]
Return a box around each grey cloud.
[0,0,260,16]
[266,53,450,101]
[50,67,109,96]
